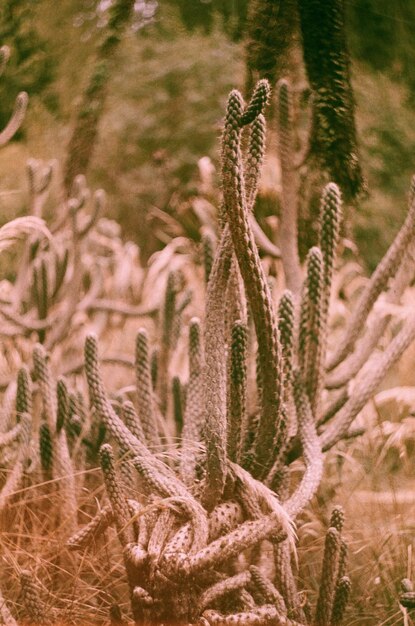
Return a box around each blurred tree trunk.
[298,0,365,201]
[63,0,135,194]
[244,0,365,258]
[245,0,301,97]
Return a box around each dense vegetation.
[1,0,415,266]
[0,2,414,625]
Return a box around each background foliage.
[1,0,415,265]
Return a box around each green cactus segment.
[16,366,32,420]
[180,318,204,484]
[33,343,56,431]
[20,571,48,625]
[245,114,266,211]
[202,229,233,509]
[299,246,325,416]
[85,334,191,500]
[172,375,184,436]
[39,422,53,474]
[56,378,69,433]
[331,576,351,625]
[318,183,342,295]
[228,320,248,463]
[221,85,285,480]
[286,370,323,517]
[330,506,345,533]
[135,328,159,448]
[100,443,134,547]
[159,271,181,414]
[122,400,145,445]
[202,231,215,285]
[240,79,271,127]
[182,317,204,445]
[315,527,341,626]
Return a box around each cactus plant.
[0,39,415,625]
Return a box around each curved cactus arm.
[240,79,271,127]
[321,309,415,450]
[201,227,233,509]
[0,47,28,148]
[27,158,54,197]
[319,388,348,427]
[199,571,251,613]
[67,504,113,551]
[100,444,135,547]
[0,46,10,77]
[0,216,51,255]
[0,422,22,448]
[84,334,189,496]
[274,539,305,623]
[327,176,415,371]
[76,188,105,239]
[227,462,295,547]
[84,335,206,551]
[0,91,28,147]
[249,565,286,613]
[202,605,302,625]
[0,305,57,335]
[326,240,415,390]
[285,371,323,518]
[26,158,55,220]
[162,521,193,558]
[265,408,289,490]
[130,454,190,501]
[249,215,282,258]
[163,513,287,578]
[228,320,248,463]
[208,500,244,541]
[221,83,285,480]
[147,508,176,565]
[51,246,70,300]
[67,175,90,224]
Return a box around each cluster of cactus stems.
[0,49,187,392]
[0,163,156,355]
[1,41,415,624]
